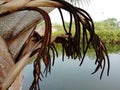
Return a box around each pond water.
[23,52,120,90]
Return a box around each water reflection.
[23,53,120,90]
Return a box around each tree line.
[94,18,120,30]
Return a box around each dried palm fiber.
[0,36,14,84]
[0,0,110,90]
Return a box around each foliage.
[94,18,119,30]
[53,22,120,44]
[96,30,120,44]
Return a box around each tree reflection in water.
[24,44,120,90]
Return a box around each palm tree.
[0,0,109,90]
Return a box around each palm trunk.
[0,6,54,90]
[0,7,54,60]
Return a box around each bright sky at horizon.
[49,0,120,24]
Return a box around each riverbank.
[52,23,120,44]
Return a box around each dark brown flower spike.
[91,34,110,79]
[52,0,110,79]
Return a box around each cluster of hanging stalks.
[0,0,110,90]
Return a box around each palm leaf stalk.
[0,0,110,90]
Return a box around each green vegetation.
[52,18,120,44]
[52,22,76,36]
[95,30,120,44]
[94,18,120,44]
[94,18,119,30]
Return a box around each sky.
[49,0,120,24]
